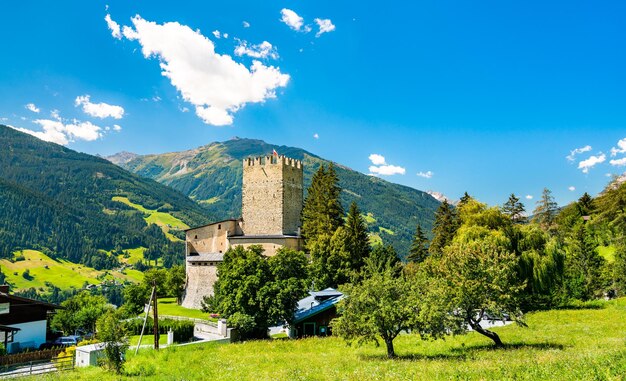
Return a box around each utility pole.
[152,280,159,350]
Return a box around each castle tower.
[242,155,303,236]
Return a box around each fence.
[158,314,217,327]
[0,353,73,378]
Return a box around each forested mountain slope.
[0,125,211,269]
[113,138,440,256]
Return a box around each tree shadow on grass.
[359,342,566,362]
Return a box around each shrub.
[126,317,194,343]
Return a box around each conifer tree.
[407,224,429,263]
[344,202,371,272]
[577,192,594,216]
[301,164,344,251]
[459,192,472,206]
[532,188,559,232]
[429,200,459,256]
[502,193,527,223]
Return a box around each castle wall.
[186,219,241,255]
[228,236,302,257]
[181,263,218,309]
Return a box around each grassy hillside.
[115,138,440,256]
[0,250,142,291]
[36,298,626,380]
[0,125,210,269]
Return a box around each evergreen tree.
[429,200,459,256]
[502,193,527,223]
[407,224,429,263]
[577,192,594,216]
[458,192,472,206]
[564,222,605,300]
[532,188,559,233]
[343,202,371,272]
[301,164,344,251]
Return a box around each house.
[0,285,61,353]
[289,288,344,338]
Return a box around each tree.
[343,202,371,272]
[52,292,112,334]
[459,192,472,206]
[436,234,525,347]
[301,164,344,251]
[166,265,186,304]
[407,224,429,263]
[207,246,308,340]
[96,310,129,374]
[577,192,594,216]
[564,222,605,300]
[502,193,527,223]
[429,200,459,256]
[533,188,559,233]
[333,257,449,358]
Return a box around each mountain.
[111,137,441,256]
[0,125,211,269]
[105,151,139,166]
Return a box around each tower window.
[194,235,198,239]
[218,224,221,230]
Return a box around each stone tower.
[241,155,303,236]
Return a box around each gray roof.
[294,288,344,324]
[187,253,224,262]
[228,235,300,240]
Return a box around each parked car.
[53,335,82,347]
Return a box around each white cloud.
[9,107,108,146]
[610,157,626,167]
[243,21,250,28]
[566,145,592,162]
[368,154,405,176]
[314,18,335,37]
[50,109,61,120]
[525,195,533,200]
[369,165,406,176]
[280,9,310,32]
[113,124,122,131]
[105,14,122,39]
[416,171,434,179]
[114,15,289,126]
[368,154,386,165]
[568,186,576,191]
[610,138,626,157]
[65,120,103,141]
[75,95,125,119]
[212,30,221,39]
[25,103,40,113]
[234,40,278,59]
[313,133,319,139]
[223,33,229,39]
[578,153,606,173]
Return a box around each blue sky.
[1,1,625,207]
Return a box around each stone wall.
[181,262,218,309]
[186,219,242,255]
[228,236,302,257]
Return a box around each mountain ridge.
[109,138,441,256]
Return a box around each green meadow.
[35,298,626,380]
[112,196,189,241]
[156,297,213,320]
[0,250,142,291]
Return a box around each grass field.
[117,247,146,265]
[34,298,626,380]
[0,250,142,291]
[156,297,212,320]
[112,196,188,241]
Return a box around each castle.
[181,154,304,309]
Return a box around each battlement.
[244,155,302,169]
